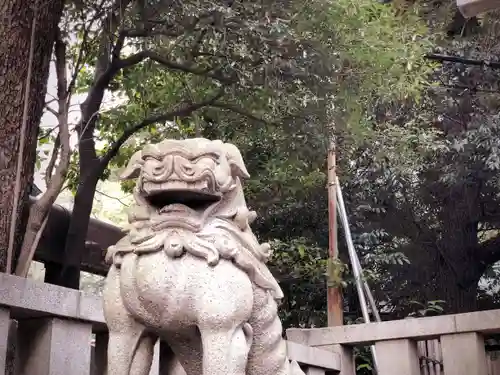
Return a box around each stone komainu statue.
[103,138,305,375]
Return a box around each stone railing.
[0,273,339,375]
[287,309,500,375]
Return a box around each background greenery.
[25,0,500,327]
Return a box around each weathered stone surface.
[102,138,305,375]
[287,309,500,346]
[0,273,337,373]
[16,318,92,375]
[441,333,488,375]
[375,339,420,375]
[4,273,77,317]
[0,273,104,327]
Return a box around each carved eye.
[151,161,164,174]
[180,162,195,175]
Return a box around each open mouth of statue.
[143,181,221,212]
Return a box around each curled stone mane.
[106,138,284,300]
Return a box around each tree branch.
[44,104,58,117]
[210,101,269,123]
[78,6,224,172]
[117,50,233,84]
[78,0,133,171]
[45,97,57,107]
[100,89,225,167]
[66,0,107,95]
[38,125,59,140]
[435,83,500,94]
[425,53,500,69]
[45,133,60,187]
[96,189,130,206]
[180,78,202,136]
[193,51,263,66]
[122,25,182,38]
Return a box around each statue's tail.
[247,287,306,375]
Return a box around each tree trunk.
[419,187,481,313]
[407,231,482,314]
[420,248,480,314]
[433,184,481,313]
[432,268,478,313]
[0,0,64,273]
[390,180,484,316]
[393,242,481,316]
[50,174,100,289]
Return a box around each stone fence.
[0,272,339,375]
[5,269,500,375]
[288,308,500,375]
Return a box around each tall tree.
[26,0,433,304]
[346,11,500,315]
[43,0,337,288]
[0,0,64,272]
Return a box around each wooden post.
[327,135,343,327]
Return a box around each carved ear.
[119,150,144,180]
[224,143,250,179]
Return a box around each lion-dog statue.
[103,138,305,375]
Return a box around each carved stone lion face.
[120,138,250,212]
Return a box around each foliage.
[355,347,374,375]
[296,0,436,136]
[34,0,342,286]
[30,0,500,332]
[337,14,500,316]
[60,0,437,191]
[248,7,500,323]
[407,300,446,317]
[91,180,132,226]
[32,0,437,290]
[269,238,328,328]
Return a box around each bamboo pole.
[327,135,343,326]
